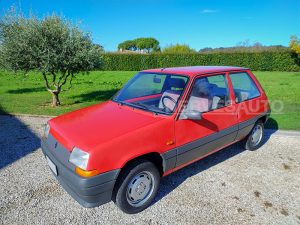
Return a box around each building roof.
[143,66,248,77]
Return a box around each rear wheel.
[241,121,264,151]
[113,159,160,214]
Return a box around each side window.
[181,74,230,116]
[229,72,260,103]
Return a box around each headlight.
[69,147,89,170]
[44,123,50,138]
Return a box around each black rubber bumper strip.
[41,138,120,208]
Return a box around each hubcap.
[251,124,263,146]
[126,171,155,207]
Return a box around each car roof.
[143,66,249,77]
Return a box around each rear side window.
[229,72,260,103]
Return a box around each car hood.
[48,101,165,152]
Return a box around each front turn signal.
[75,167,100,177]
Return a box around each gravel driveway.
[0,115,299,225]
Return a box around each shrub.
[101,51,300,71]
[162,44,196,53]
[290,35,300,54]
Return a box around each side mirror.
[185,110,202,120]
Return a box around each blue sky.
[1,0,299,51]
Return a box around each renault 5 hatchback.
[41,66,270,214]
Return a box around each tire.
[241,120,265,151]
[112,159,160,214]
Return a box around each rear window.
[229,72,260,103]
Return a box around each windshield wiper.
[117,100,149,110]
[131,102,168,115]
[130,102,150,110]
[117,101,167,115]
[115,100,124,106]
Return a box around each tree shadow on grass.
[153,119,279,205]
[7,87,45,94]
[73,89,119,104]
[0,104,41,169]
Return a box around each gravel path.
[0,115,299,225]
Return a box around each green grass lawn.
[0,70,299,130]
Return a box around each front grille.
[46,134,75,171]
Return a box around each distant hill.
[199,44,289,53]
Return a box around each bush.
[162,44,196,53]
[101,51,300,71]
[290,35,300,54]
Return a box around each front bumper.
[41,135,120,208]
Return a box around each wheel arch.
[259,115,268,124]
[117,152,165,181]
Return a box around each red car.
[41,66,270,214]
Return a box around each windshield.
[113,72,189,114]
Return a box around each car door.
[174,73,238,167]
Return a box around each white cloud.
[201,9,219,14]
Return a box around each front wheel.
[113,159,160,214]
[241,120,265,151]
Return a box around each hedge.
[101,51,300,71]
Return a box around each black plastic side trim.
[177,124,238,156]
[239,117,257,129]
[162,148,177,159]
[176,131,237,166]
[236,110,271,140]
[235,124,254,141]
[163,156,177,172]
[161,124,238,172]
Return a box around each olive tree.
[0,10,102,106]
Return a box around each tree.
[117,37,160,52]
[118,40,137,51]
[162,44,196,53]
[0,9,102,106]
[236,39,251,47]
[0,45,4,69]
[135,38,160,52]
[290,35,300,54]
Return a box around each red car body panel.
[49,101,175,172]
[48,66,270,175]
